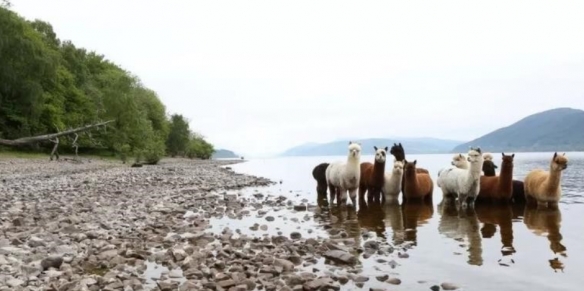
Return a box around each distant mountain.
[212,149,239,159]
[279,137,465,157]
[452,107,584,153]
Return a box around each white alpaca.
[382,160,404,202]
[325,141,362,205]
[437,147,484,208]
[451,153,469,169]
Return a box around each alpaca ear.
[502,152,505,157]
[563,153,566,156]
[413,160,417,165]
[553,152,557,159]
[511,154,515,158]
[398,143,402,147]
[384,146,388,152]
[459,153,463,158]
[374,146,378,151]
[349,141,352,145]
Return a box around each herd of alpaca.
[313,142,434,206]
[313,142,570,209]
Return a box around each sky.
[9,0,584,157]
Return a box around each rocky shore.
[0,157,458,291]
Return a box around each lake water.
[216,152,584,291]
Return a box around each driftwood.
[49,137,59,161]
[0,120,114,147]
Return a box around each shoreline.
[0,157,450,291]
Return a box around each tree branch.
[0,120,114,147]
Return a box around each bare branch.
[0,120,114,147]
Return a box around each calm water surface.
[216,152,584,291]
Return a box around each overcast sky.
[10,0,584,157]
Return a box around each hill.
[212,149,239,159]
[452,107,584,153]
[280,137,464,156]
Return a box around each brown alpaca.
[524,152,569,208]
[359,146,387,203]
[390,143,429,193]
[477,153,515,201]
[402,160,433,202]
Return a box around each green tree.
[166,114,190,157]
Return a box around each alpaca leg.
[339,187,348,205]
[548,201,559,210]
[329,185,337,205]
[359,185,367,203]
[459,192,468,209]
[537,200,548,209]
[348,188,357,205]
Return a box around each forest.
[0,2,214,163]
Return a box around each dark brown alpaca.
[482,157,525,202]
[390,143,429,192]
[359,146,387,203]
[312,162,329,201]
[403,160,433,202]
[482,160,498,176]
[477,153,514,201]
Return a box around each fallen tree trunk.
[0,120,114,147]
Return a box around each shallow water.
[219,152,584,291]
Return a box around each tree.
[0,6,215,163]
[165,114,190,157]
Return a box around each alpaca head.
[501,152,515,166]
[451,153,467,167]
[482,160,497,175]
[551,152,568,171]
[389,142,404,161]
[403,159,417,174]
[392,160,404,174]
[373,146,388,163]
[483,153,494,161]
[348,141,362,159]
[467,147,483,163]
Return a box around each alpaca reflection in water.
[437,198,483,266]
[523,204,567,272]
[474,202,518,258]
[354,199,434,246]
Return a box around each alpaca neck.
[498,160,513,188]
[404,168,418,191]
[346,155,360,168]
[467,159,483,179]
[545,166,563,192]
[393,153,405,162]
[372,161,385,180]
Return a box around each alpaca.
[481,157,525,202]
[512,180,525,203]
[436,147,484,208]
[477,153,515,201]
[312,162,329,199]
[325,141,362,205]
[358,146,388,203]
[402,160,433,202]
[382,160,404,203]
[483,153,494,161]
[389,142,429,192]
[524,152,568,208]
[451,153,469,169]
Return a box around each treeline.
[0,4,214,163]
